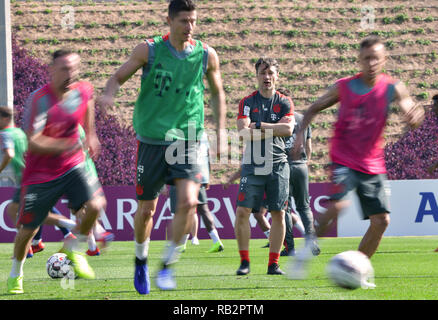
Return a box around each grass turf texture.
[1,236,438,300]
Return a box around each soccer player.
[0,106,77,258]
[7,50,106,294]
[288,36,424,279]
[279,87,319,257]
[0,106,26,188]
[97,0,226,293]
[235,57,294,276]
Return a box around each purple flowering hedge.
[12,37,136,185]
[385,109,438,180]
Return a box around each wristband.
[255,121,261,129]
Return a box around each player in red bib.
[288,36,424,280]
[7,50,106,294]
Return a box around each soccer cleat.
[156,267,176,290]
[306,236,321,256]
[134,258,150,295]
[207,241,224,253]
[261,242,270,248]
[7,276,24,294]
[267,263,285,275]
[191,237,200,245]
[26,246,33,258]
[177,243,187,253]
[287,244,313,280]
[236,260,250,275]
[31,240,45,254]
[97,232,114,249]
[86,248,101,256]
[65,250,95,279]
[280,248,295,256]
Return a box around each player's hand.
[86,133,101,160]
[278,116,293,123]
[290,132,304,160]
[96,95,115,112]
[211,129,228,160]
[405,105,424,129]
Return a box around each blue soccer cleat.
[134,257,150,295]
[155,267,176,291]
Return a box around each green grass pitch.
[1,236,438,300]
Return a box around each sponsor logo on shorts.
[136,185,144,196]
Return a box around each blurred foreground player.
[7,50,106,294]
[288,36,424,279]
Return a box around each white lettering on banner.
[154,199,173,230]
[0,200,15,232]
[98,209,112,230]
[415,192,438,223]
[117,199,137,230]
[223,197,236,227]
[313,195,329,214]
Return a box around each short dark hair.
[433,94,438,101]
[255,56,279,73]
[168,0,196,19]
[52,49,74,62]
[360,36,383,51]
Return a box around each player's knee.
[176,197,198,214]
[236,207,251,221]
[371,214,390,231]
[86,198,105,216]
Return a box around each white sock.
[57,218,77,230]
[180,234,190,246]
[135,238,150,260]
[208,229,220,243]
[94,221,106,238]
[10,258,25,278]
[294,217,306,235]
[64,233,87,252]
[264,230,270,238]
[162,241,180,266]
[88,234,97,251]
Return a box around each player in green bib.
[98,0,227,293]
[0,107,27,187]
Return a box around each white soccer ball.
[46,253,75,279]
[326,250,375,290]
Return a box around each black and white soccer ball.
[326,250,375,289]
[46,253,75,279]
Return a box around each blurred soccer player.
[98,0,226,293]
[7,50,106,294]
[288,36,424,279]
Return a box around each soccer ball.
[46,253,75,279]
[326,250,375,289]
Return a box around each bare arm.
[292,85,339,156]
[83,99,101,159]
[306,137,312,161]
[223,167,242,189]
[394,81,424,129]
[206,46,227,156]
[252,115,294,137]
[27,133,80,156]
[98,43,149,108]
[0,147,14,173]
